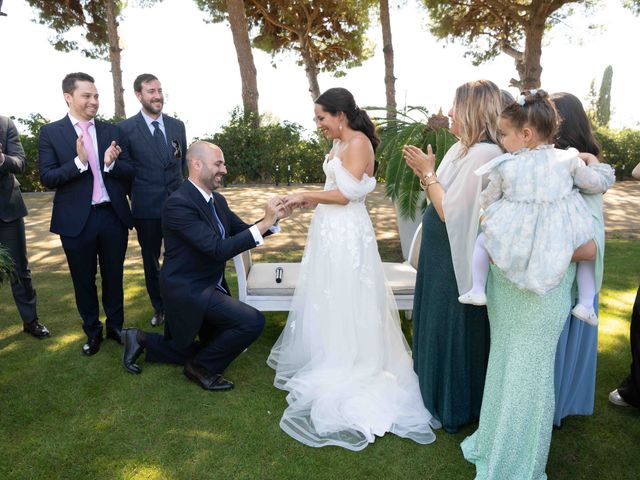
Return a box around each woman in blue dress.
[551,92,607,426]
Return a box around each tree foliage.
[25,0,142,117]
[596,65,613,127]
[421,0,593,90]
[246,0,376,101]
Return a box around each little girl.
[458,89,615,326]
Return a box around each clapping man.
[122,142,287,391]
[0,115,50,338]
[38,72,134,356]
[118,74,187,327]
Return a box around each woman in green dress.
[403,80,503,432]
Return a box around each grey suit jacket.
[0,115,28,222]
[118,112,187,219]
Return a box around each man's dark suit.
[38,116,134,340]
[118,113,187,316]
[0,116,38,324]
[144,180,265,375]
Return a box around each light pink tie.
[77,121,102,203]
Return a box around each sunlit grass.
[0,241,638,479]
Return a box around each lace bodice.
[323,156,376,202]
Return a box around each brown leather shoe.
[183,360,234,391]
[23,320,51,339]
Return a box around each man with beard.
[121,142,287,391]
[118,74,187,327]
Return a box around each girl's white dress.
[476,145,615,295]
[267,156,438,451]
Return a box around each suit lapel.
[58,116,80,154]
[185,181,221,237]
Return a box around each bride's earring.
[339,123,343,132]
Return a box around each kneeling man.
[122,141,285,391]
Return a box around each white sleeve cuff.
[104,161,115,173]
[74,156,89,172]
[269,223,281,234]
[249,224,264,246]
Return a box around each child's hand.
[578,152,599,166]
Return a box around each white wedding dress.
[267,156,439,451]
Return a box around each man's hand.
[0,142,4,165]
[274,196,292,220]
[104,140,121,167]
[76,135,89,166]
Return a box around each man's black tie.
[208,198,226,239]
[151,120,167,153]
[208,197,227,293]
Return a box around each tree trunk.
[226,0,260,128]
[519,16,544,90]
[380,0,396,120]
[105,0,125,118]
[299,39,321,103]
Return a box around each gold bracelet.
[419,173,436,190]
[426,179,439,189]
[420,177,439,191]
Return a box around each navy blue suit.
[118,112,187,314]
[38,116,134,339]
[0,116,38,324]
[144,180,266,376]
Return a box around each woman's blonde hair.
[453,79,502,158]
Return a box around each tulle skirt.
[267,201,439,450]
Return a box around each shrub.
[594,126,640,179]
[201,109,328,185]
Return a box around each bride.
[267,88,439,450]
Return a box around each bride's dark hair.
[315,88,380,152]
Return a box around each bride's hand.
[403,144,436,179]
[284,193,304,209]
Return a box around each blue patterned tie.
[208,198,227,294]
[151,120,166,152]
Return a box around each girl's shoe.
[458,291,487,306]
[571,304,599,326]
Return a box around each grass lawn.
[1,240,639,480]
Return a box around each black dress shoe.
[183,360,234,391]
[82,335,103,356]
[150,311,164,327]
[106,328,123,345]
[23,320,51,338]
[121,328,144,374]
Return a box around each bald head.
[187,141,227,193]
[186,141,223,169]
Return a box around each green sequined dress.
[461,263,575,479]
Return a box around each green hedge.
[594,126,640,179]
[11,111,640,192]
[200,109,328,185]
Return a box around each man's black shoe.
[23,320,51,339]
[183,360,234,391]
[82,335,102,356]
[121,328,144,374]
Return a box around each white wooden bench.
[232,223,422,314]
